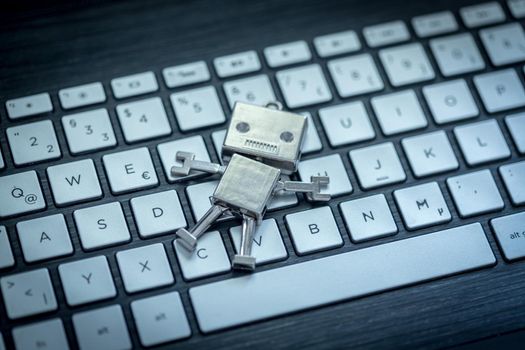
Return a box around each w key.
[7,120,61,166]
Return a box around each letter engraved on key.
[197,248,208,259]
[308,224,320,235]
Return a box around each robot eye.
[236,122,250,133]
[280,131,294,143]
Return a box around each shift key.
[491,212,525,261]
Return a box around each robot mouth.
[244,138,279,154]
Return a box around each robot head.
[222,102,307,175]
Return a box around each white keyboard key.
[314,30,361,57]
[0,226,14,269]
[131,292,191,347]
[480,23,525,66]
[340,194,397,242]
[6,93,53,120]
[0,332,4,350]
[301,112,322,154]
[0,268,57,319]
[491,212,525,261]
[62,108,117,154]
[212,129,227,161]
[422,79,479,124]
[508,0,525,18]
[230,219,287,265]
[297,154,352,197]
[402,130,459,178]
[460,2,505,28]
[103,147,158,194]
[131,190,187,238]
[505,113,525,154]
[430,33,485,77]
[411,11,458,38]
[499,161,525,205]
[73,305,131,350]
[116,97,171,143]
[276,64,332,108]
[264,40,311,67]
[59,256,116,307]
[17,214,73,263]
[327,54,384,97]
[223,74,276,109]
[174,231,230,280]
[171,86,226,131]
[363,20,410,47]
[454,119,510,166]
[349,142,406,189]
[285,207,342,255]
[59,82,106,109]
[319,101,375,147]
[447,170,504,218]
[7,120,61,165]
[47,159,102,206]
[379,43,435,87]
[371,90,427,135]
[214,50,261,78]
[111,71,158,99]
[74,202,130,250]
[157,135,211,182]
[187,181,223,221]
[117,243,174,293]
[12,318,69,350]
[394,182,451,230]
[474,69,525,113]
[0,148,4,169]
[0,171,45,218]
[163,60,210,88]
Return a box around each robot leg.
[232,215,257,271]
[176,204,228,251]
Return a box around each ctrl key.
[491,212,525,262]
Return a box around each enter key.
[491,212,525,261]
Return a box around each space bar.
[190,223,495,333]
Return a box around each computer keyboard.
[1,0,525,348]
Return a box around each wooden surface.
[1,0,525,349]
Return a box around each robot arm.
[273,176,331,201]
[171,151,227,177]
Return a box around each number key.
[276,64,332,108]
[116,97,171,143]
[62,108,117,154]
[379,43,435,87]
[170,86,226,131]
[223,74,276,109]
[7,120,61,165]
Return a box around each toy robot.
[172,101,330,271]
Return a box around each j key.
[363,20,410,47]
[62,108,117,154]
[460,2,505,28]
[213,50,261,78]
[170,86,226,131]
[491,212,525,261]
[162,60,210,88]
[157,135,211,182]
[7,120,61,165]
[371,90,427,135]
[59,82,106,109]
[379,43,435,87]
[508,0,525,18]
[300,112,323,154]
[411,11,458,38]
[264,40,311,68]
[6,93,53,120]
[327,54,384,97]
[111,71,158,99]
[276,64,332,108]
[499,161,525,205]
[505,113,525,154]
[473,69,525,113]
[116,97,171,143]
[314,30,361,57]
[430,33,485,77]
[297,154,353,197]
[0,226,15,269]
[12,318,69,350]
[0,171,46,218]
[447,169,504,218]
[223,74,276,109]
[0,268,57,319]
[480,23,525,66]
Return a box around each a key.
[319,101,375,147]
[430,33,485,77]
[12,318,69,350]
[58,255,116,306]
[473,69,525,113]
[62,108,117,154]
[327,54,384,97]
[505,113,525,154]
[447,169,504,218]
[297,154,352,197]
[314,30,361,57]
[174,231,231,280]
[264,40,311,67]
[59,82,106,109]
[0,332,4,350]
[162,60,210,88]
[0,268,57,319]
[480,23,525,66]
[111,71,158,99]
[402,130,459,178]
[116,97,171,143]
[116,243,174,293]
[508,0,525,18]
[422,79,479,124]
[103,147,158,194]
[499,161,525,205]
[17,214,73,263]
[230,218,287,265]
[349,142,406,190]
[74,202,131,250]
[7,120,61,165]
[186,181,227,221]
[454,119,510,166]
[223,74,276,109]
[0,171,45,218]
[131,292,191,347]
[276,64,332,108]
[285,206,342,255]
[460,2,505,28]
[340,194,397,242]
[491,212,525,261]
[371,90,427,135]
[73,305,131,350]
[47,159,102,206]
[0,226,14,269]
[170,86,226,131]
[379,43,435,87]
[411,11,458,38]
[301,112,323,154]
[363,20,410,47]
[212,129,227,162]
[6,93,53,120]
[0,148,4,169]
[213,50,261,78]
